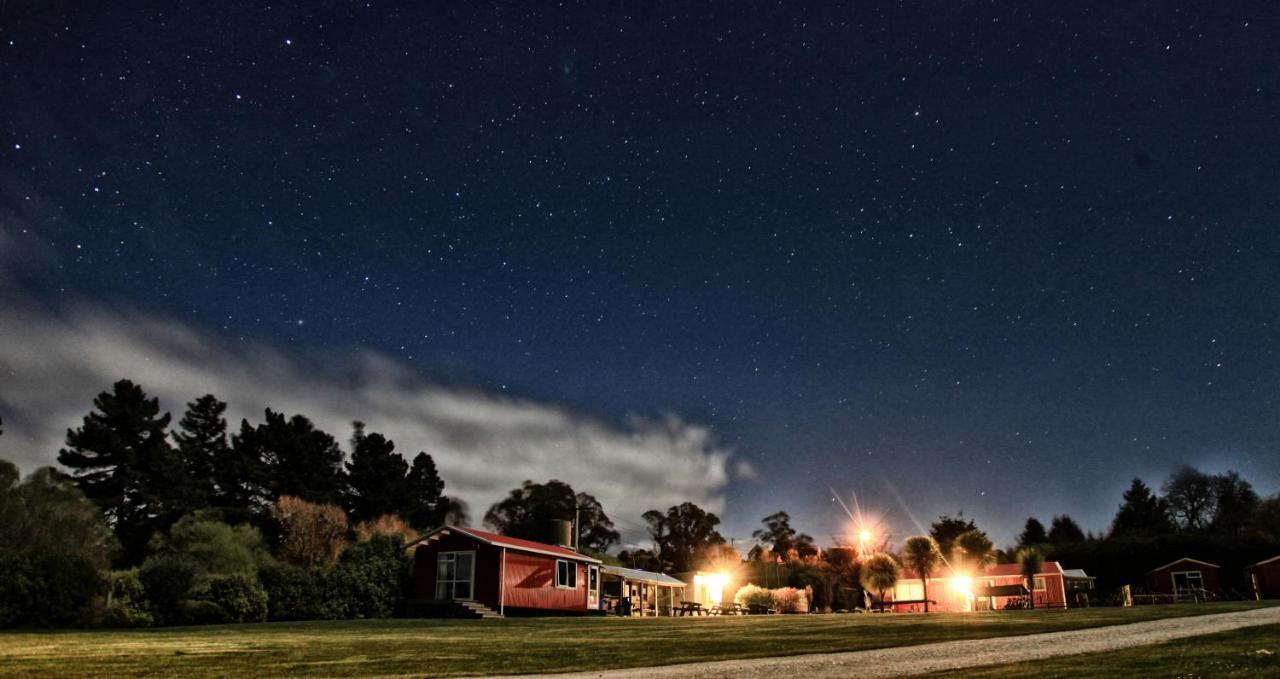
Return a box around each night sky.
[2,2,1278,548]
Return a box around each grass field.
[0,602,1272,677]
[934,622,1280,678]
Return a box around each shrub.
[195,573,268,623]
[0,553,103,627]
[354,514,417,544]
[139,555,199,625]
[259,562,319,621]
[733,584,775,609]
[772,586,809,613]
[272,496,349,567]
[323,535,412,619]
[101,569,153,628]
[181,599,232,625]
[155,515,270,576]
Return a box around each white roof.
[1062,569,1091,579]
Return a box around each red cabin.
[887,561,1069,612]
[1145,558,1221,600]
[1247,555,1280,600]
[409,525,602,617]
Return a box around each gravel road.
[508,606,1280,678]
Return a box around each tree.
[1017,546,1045,609]
[234,410,347,506]
[403,452,466,530]
[954,528,996,572]
[344,423,409,524]
[171,395,231,510]
[1247,494,1280,544]
[1109,478,1174,538]
[751,511,817,562]
[484,480,620,552]
[643,502,726,573]
[901,535,942,612]
[58,379,191,562]
[1210,471,1258,537]
[929,513,977,558]
[618,548,661,572]
[271,495,349,567]
[860,553,899,612]
[1048,515,1086,544]
[150,513,271,577]
[1017,517,1048,547]
[353,514,418,544]
[0,464,116,626]
[1162,466,1216,531]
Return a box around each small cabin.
[1146,558,1221,599]
[888,561,1069,612]
[409,525,601,617]
[1247,555,1280,600]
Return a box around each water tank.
[551,519,574,548]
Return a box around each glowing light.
[952,576,973,596]
[694,572,731,606]
[859,530,872,543]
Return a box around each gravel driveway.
[508,606,1280,678]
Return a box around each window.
[895,582,924,600]
[1172,570,1203,593]
[556,560,578,588]
[435,551,475,600]
[1033,576,1046,591]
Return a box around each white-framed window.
[1172,570,1204,593]
[556,559,578,588]
[1033,576,1047,591]
[895,582,924,600]
[436,551,475,600]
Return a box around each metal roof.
[601,565,687,587]
[1062,568,1091,579]
[409,526,602,563]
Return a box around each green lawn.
[935,623,1280,678]
[0,602,1272,677]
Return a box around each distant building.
[1145,557,1221,599]
[887,561,1070,612]
[1247,555,1280,600]
[408,525,601,617]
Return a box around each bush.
[0,553,103,627]
[139,555,198,625]
[101,570,152,628]
[733,584,775,609]
[259,562,318,621]
[195,573,268,623]
[181,599,232,625]
[772,586,809,614]
[328,534,411,619]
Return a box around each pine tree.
[404,452,449,530]
[57,379,190,563]
[344,422,409,523]
[1109,478,1174,538]
[172,394,230,509]
[1017,517,1048,547]
[233,410,346,506]
[1047,514,1086,544]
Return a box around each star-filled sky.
[2,2,1278,548]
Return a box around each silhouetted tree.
[1210,471,1258,537]
[172,395,231,510]
[901,536,942,612]
[234,410,346,506]
[1018,517,1048,547]
[1248,494,1280,544]
[955,528,996,571]
[860,553,899,612]
[58,380,190,562]
[1017,546,1045,609]
[1109,478,1174,538]
[403,452,465,530]
[1163,466,1216,531]
[618,547,662,572]
[929,513,978,558]
[344,422,409,524]
[1048,515,1085,544]
[485,480,619,552]
[751,511,817,561]
[643,502,726,572]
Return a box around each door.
[435,551,475,601]
[588,565,600,609]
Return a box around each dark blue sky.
[3,2,1278,547]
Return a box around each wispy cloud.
[0,295,739,540]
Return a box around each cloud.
[0,298,735,540]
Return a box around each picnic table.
[713,603,746,615]
[676,601,705,616]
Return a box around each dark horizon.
[2,2,1279,549]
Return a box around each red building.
[409,525,601,617]
[1145,558,1221,599]
[887,561,1069,612]
[1247,555,1280,600]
